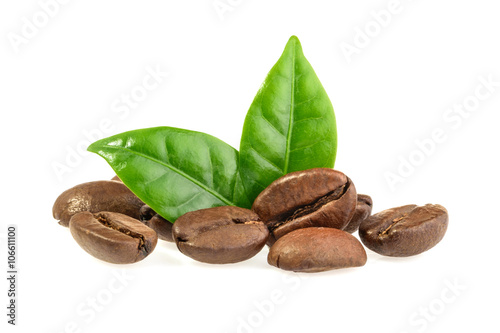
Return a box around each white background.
[1,1,499,332]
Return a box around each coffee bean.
[172,206,269,264]
[268,227,367,272]
[53,180,144,227]
[69,211,158,264]
[139,205,174,242]
[252,168,357,245]
[343,194,373,233]
[359,204,448,257]
[139,204,156,222]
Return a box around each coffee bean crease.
[95,214,147,252]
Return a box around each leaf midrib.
[95,144,235,206]
[283,42,296,173]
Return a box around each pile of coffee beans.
[53,168,448,272]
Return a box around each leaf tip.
[284,35,304,58]
[87,140,99,153]
[286,35,302,48]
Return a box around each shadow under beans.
[365,250,424,265]
[292,265,368,277]
[184,251,271,271]
[140,241,186,267]
[151,241,272,271]
[140,240,272,270]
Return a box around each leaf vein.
[97,145,234,206]
[292,116,325,125]
[283,43,296,173]
[178,192,204,209]
[248,146,284,173]
[259,112,286,138]
[294,96,318,107]
[288,139,328,152]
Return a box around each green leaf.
[239,36,337,201]
[88,127,251,222]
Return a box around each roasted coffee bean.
[148,215,174,242]
[139,205,174,242]
[172,206,269,264]
[252,168,357,245]
[53,180,144,227]
[139,205,156,222]
[69,211,158,264]
[344,194,373,233]
[268,227,367,272]
[359,204,448,257]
